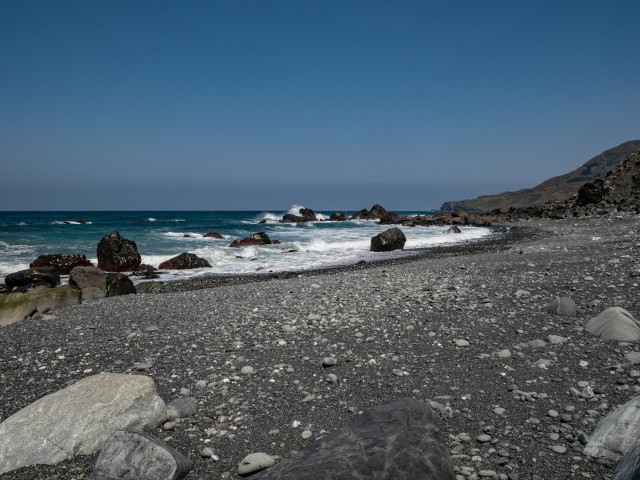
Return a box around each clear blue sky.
[1,1,639,211]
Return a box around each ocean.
[0,206,492,284]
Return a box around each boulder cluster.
[0,230,215,325]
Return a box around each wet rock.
[329,212,348,221]
[97,231,142,272]
[30,254,93,275]
[445,226,462,234]
[5,266,60,291]
[158,253,212,270]
[370,227,407,252]
[229,232,276,248]
[203,232,224,238]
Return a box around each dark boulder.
[97,231,142,272]
[106,273,137,296]
[30,254,93,275]
[229,232,275,248]
[329,212,348,221]
[370,227,407,252]
[444,226,462,234]
[158,253,212,270]
[281,208,317,223]
[5,267,61,291]
[203,232,224,239]
[576,178,608,206]
[352,204,389,220]
[351,208,371,220]
[89,429,193,480]
[378,211,405,225]
[252,398,454,480]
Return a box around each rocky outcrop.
[445,226,462,234]
[89,430,193,480]
[586,307,640,341]
[30,254,93,275]
[440,140,640,213]
[370,227,407,252]
[229,232,277,248]
[203,232,224,239]
[0,285,80,326]
[584,395,640,463]
[509,151,640,219]
[281,208,317,223]
[329,212,349,221]
[159,253,212,269]
[0,373,167,475]
[97,231,142,272]
[352,204,388,220]
[252,398,454,480]
[5,266,60,291]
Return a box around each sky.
[1,1,639,211]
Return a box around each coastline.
[1,213,639,478]
[156,224,546,294]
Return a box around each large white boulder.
[0,373,166,475]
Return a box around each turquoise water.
[0,207,491,282]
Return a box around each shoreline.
[156,224,546,294]
[1,213,639,479]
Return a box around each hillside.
[440,140,640,213]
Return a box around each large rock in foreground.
[159,253,212,269]
[370,227,407,252]
[70,266,135,302]
[30,254,93,275]
[586,307,640,341]
[584,395,640,463]
[0,373,167,475]
[89,430,193,480]
[97,231,142,272]
[252,398,454,480]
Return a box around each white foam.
[148,217,157,222]
[286,204,307,215]
[169,218,185,222]
[51,220,92,225]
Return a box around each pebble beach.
[1,213,639,479]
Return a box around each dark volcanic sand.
[1,214,638,479]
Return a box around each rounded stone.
[455,339,470,347]
[240,366,255,375]
[238,452,275,476]
[477,434,492,443]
